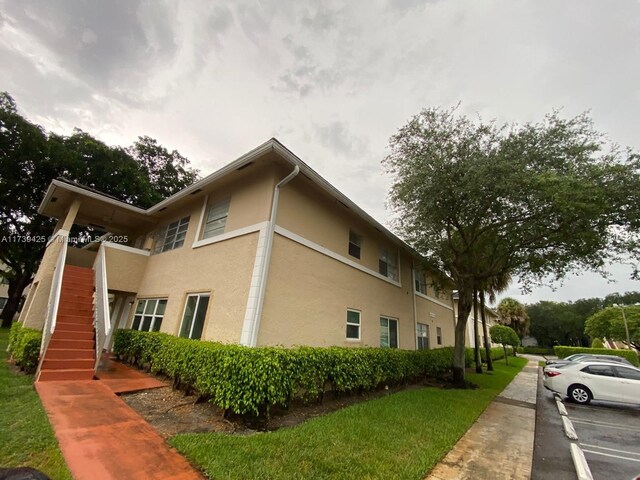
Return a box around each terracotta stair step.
[38,368,95,381]
[57,308,93,318]
[61,281,94,291]
[55,322,94,333]
[42,358,95,370]
[64,265,93,275]
[45,348,95,360]
[49,338,95,350]
[56,312,93,323]
[52,330,94,341]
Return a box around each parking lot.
[533,365,640,480]
[564,400,640,480]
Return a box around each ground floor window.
[346,309,361,340]
[417,322,429,350]
[179,293,210,340]
[380,316,398,348]
[132,298,167,332]
[437,326,443,345]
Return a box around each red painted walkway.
[36,360,203,480]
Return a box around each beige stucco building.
[21,139,456,358]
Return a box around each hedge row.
[553,346,639,366]
[8,322,42,373]
[465,346,514,365]
[518,347,555,355]
[114,330,465,415]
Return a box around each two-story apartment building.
[20,139,456,380]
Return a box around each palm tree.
[479,271,512,371]
[497,297,529,338]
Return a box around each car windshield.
[564,354,587,361]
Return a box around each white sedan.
[543,360,640,405]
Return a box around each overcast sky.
[1,0,639,305]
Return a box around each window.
[179,294,210,340]
[436,327,442,345]
[615,366,640,381]
[582,365,616,377]
[203,200,230,239]
[379,248,398,281]
[346,309,361,340]
[131,299,167,332]
[380,316,398,348]
[417,323,429,350]
[153,216,190,253]
[348,231,361,259]
[414,270,427,294]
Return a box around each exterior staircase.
[38,265,96,382]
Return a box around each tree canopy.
[489,324,520,365]
[585,305,640,350]
[0,92,199,326]
[384,106,640,385]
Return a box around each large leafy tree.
[527,301,586,347]
[0,92,199,327]
[384,106,640,385]
[585,305,640,350]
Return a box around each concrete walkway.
[36,359,203,480]
[425,356,540,480]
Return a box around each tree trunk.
[0,272,32,328]
[480,291,493,371]
[503,345,509,366]
[473,289,482,373]
[453,287,473,387]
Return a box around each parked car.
[545,354,634,367]
[543,361,640,405]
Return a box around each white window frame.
[179,293,210,340]
[202,200,230,240]
[346,309,361,341]
[414,270,427,294]
[348,230,362,259]
[379,248,398,281]
[380,315,399,348]
[437,326,443,345]
[153,216,190,254]
[131,298,167,332]
[417,322,429,350]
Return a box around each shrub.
[591,338,604,348]
[553,346,639,366]
[113,330,458,416]
[8,322,42,373]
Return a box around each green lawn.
[172,356,528,480]
[0,327,72,480]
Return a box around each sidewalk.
[425,356,540,480]
[36,358,203,480]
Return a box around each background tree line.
[525,291,640,347]
[0,92,200,326]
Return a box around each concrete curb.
[556,399,568,416]
[570,444,594,480]
[562,416,578,440]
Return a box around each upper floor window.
[131,298,167,332]
[153,216,190,253]
[414,270,427,294]
[348,230,362,259]
[203,200,230,239]
[379,248,398,281]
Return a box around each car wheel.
[568,385,592,405]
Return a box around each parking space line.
[582,449,640,463]
[571,418,639,432]
[580,443,640,458]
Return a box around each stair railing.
[93,242,110,371]
[37,238,68,376]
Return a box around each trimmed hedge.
[465,347,513,366]
[8,322,42,373]
[553,346,639,366]
[113,330,460,415]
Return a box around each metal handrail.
[93,242,110,371]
